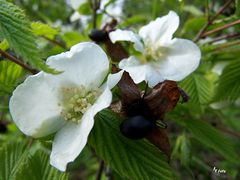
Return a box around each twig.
[217,126,240,138]
[90,0,101,28]
[202,19,240,37]
[42,36,67,50]
[207,33,240,44]
[96,160,104,180]
[0,49,38,74]
[212,41,240,51]
[193,0,233,42]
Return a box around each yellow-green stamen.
[59,85,100,123]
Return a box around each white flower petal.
[105,70,124,89]
[153,38,201,81]
[45,42,109,89]
[9,72,65,138]
[139,11,179,45]
[109,29,144,52]
[70,11,82,22]
[119,56,162,86]
[50,87,112,171]
[70,0,86,10]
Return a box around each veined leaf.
[174,134,191,167]
[0,0,56,73]
[180,73,213,110]
[0,60,22,96]
[0,141,29,180]
[0,141,68,180]
[89,110,175,180]
[31,22,59,39]
[214,60,240,102]
[18,150,68,180]
[175,118,240,164]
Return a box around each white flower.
[69,0,124,23]
[9,42,123,171]
[109,11,201,87]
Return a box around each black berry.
[120,115,154,140]
[88,29,108,42]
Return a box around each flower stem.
[193,0,233,42]
[0,49,38,74]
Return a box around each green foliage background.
[0,0,240,179]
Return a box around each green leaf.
[0,141,68,180]
[0,39,9,50]
[18,150,68,180]
[236,0,240,17]
[78,2,92,15]
[181,17,206,38]
[214,60,240,102]
[0,60,22,95]
[0,141,29,180]
[121,15,147,27]
[61,31,85,48]
[0,0,56,73]
[182,5,204,16]
[31,22,59,39]
[89,110,175,180]
[175,119,240,164]
[180,73,213,110]
[172,134,191,167]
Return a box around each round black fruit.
[120,115,154,140]
[88,29,108,42]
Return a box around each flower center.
[140,42,167,64]
[59,85,100,123]
[144,45,162,62]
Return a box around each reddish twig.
[212,41,240,51]
[193,0,233,42]
[207,33,240,44]
[202,19,240,37]
[42,36,67,50]
[214,125,240,138]
[0,49,38,74]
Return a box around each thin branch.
[202,19,240,37]
[212,40,240,51]
[96,160,104,180]
[193,0,233,42]
[217,125,240,138]
[90,0,101,28]
[207,33,240,44]
[42,36,67,50]
[0,49,38,74]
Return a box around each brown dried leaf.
[144,80,180,119]
[118,72,141,106]
[146,127,171,161]
[104,40,128,62]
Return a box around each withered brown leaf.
[144,80,180,119]
[146,127,171,161]
[118,71,141,107]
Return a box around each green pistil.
[140,43,163,64]
[59,86,100,123]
